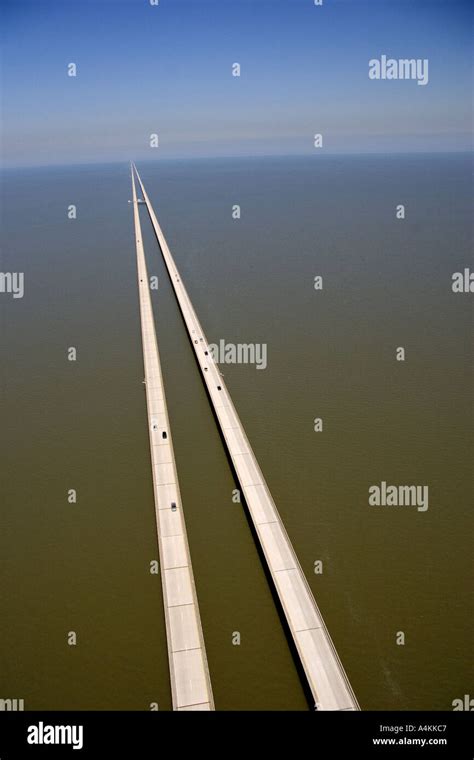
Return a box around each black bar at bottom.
[0,710,472,758]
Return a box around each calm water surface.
[1,155,472,710]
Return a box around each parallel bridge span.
[134,163,359,711]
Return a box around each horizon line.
[1,148,473,171]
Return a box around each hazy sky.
[2,0,472,167]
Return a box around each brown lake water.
[1,154,472,710]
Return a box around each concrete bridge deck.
[133,163,359,711]
[131,166,214,711]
